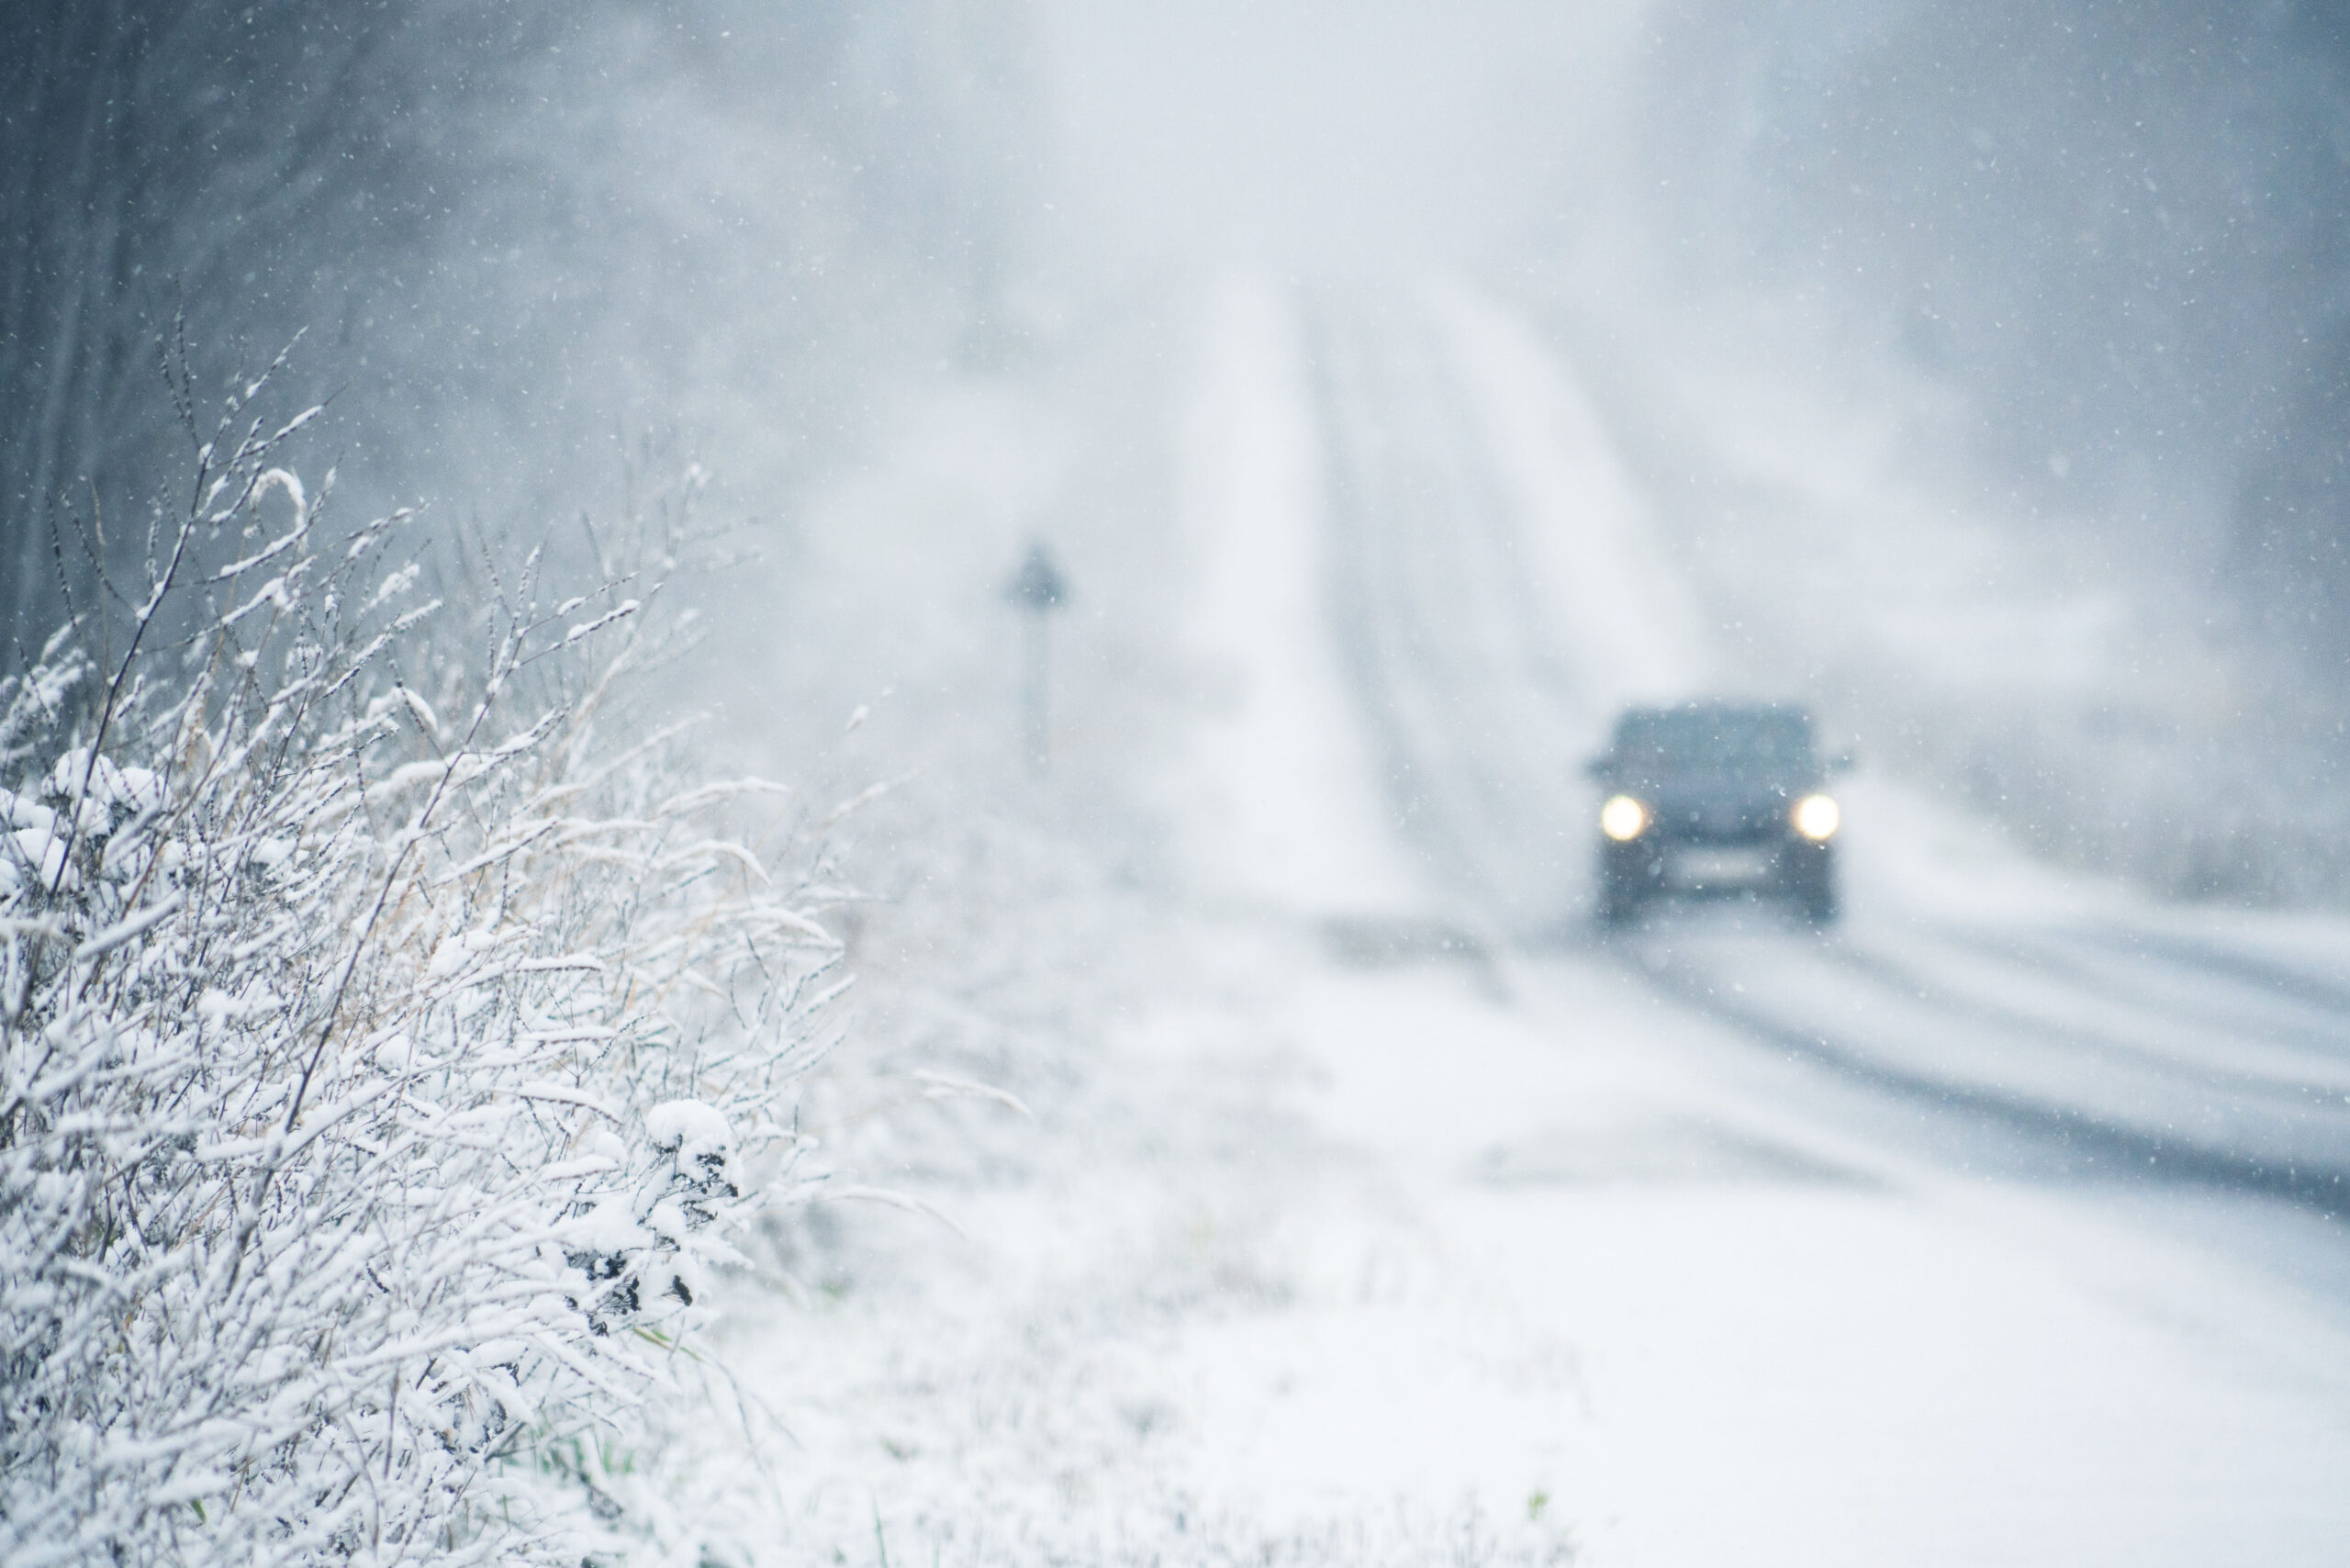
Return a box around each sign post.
[1004,542,1069,772]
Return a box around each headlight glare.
[1600,794,1651,842]
[1793,793,1841,841]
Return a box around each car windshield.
[1615,707,1816,779]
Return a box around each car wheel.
[1597,869,1644,927]
[1783,846,1838,925]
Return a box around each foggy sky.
[8,0,2350,674]
[1034,0,1643,273]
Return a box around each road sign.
[1006,543,1069,614]
[1005,543,1070,771]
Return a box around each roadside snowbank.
[1169,273,1427,919]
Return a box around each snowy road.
[1307,279,2350,1211]
[1175,275,2350,1564]
[730,275,2350,1568]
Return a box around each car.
[1584,701,1850,926]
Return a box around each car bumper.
[1604,835,1830,888]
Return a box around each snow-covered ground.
[706,273,2350,1566]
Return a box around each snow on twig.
[0,429,851,1566]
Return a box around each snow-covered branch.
[0,422,846,1565]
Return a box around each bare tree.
[0,2,450,651]
[3,0,1045,670]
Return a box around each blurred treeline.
[0,0,1035,657]
[1638,0,2350,670]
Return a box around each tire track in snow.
[1631,938,2350,1215]
[1819,935,2350,1106]
[1900,920,2350,1068]
[2066,924,2350,1020]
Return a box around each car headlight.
[1600,794,1651,842]
[1792,793,1841,841]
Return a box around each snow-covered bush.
[0,364,847,1563]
